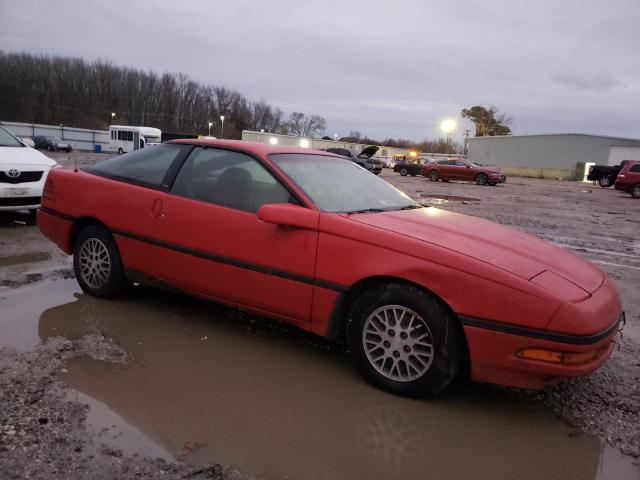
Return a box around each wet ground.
[1,156,639,479]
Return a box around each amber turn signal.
[517,347,601,365]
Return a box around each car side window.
[171,147,294,213]
[88,144,188,188]
[455,160,467,167]
[630,164,640,173]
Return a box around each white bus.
[109,125,162,154]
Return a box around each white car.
[0,126,60,213]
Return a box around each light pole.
[220,115,225,139]
[440,119,457,153]
[111,112,116,124]
[208,121,213,136]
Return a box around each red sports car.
[37,139,622,397]
[421,159,506,185]
[614,160,640,198]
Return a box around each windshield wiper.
[397,204,422,210]
[346,208,385,214]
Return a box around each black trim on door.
[111,227,347,294]
[459,313,622,346]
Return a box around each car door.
[456,160,474,180]
[437,160,456,179]
[152,146,318,324]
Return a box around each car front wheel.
[632,184,640,198]
[475,173,488,185]
[74,225,128,298]
[348,283,463,397]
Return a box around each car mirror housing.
[257,203,319,230]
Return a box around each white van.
[109,126,162,154]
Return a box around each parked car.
[614,161,640,198]
[33,135,72,152]
[38,139,622,397]
[422,159,506,185]
[393,157,426,176]
[0,126,60,213]
[325,146,382,174]
[587,161,630,188]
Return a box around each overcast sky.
[2,0,639,142]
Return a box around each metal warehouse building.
[468,133,640,180]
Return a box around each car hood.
[347,208,603,293]
[358,146,379,159]
[0,146,57,167]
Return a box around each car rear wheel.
[427,170,439,182]
[598,175,613,188]
[74,225,128,299]
[632,184,640,198]
[475,173,488,185]
[348,283,463,397]
[399,167,408,176]
[118,147,124,155]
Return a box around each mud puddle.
[1,278,629,479]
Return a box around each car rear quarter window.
[630,163,640,173]
[171,147,293,213]
[88,144,189,189]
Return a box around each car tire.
[599,176,613,188]
[427,170,439,182]
[399,167,408,176]
[348,283,463,397]
[73,225,128,299]
[118,148,124,155]
[631,184,640,199]
[475,173,488,185]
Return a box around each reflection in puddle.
[3,278,629,480]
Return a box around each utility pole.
[463,129,471,157]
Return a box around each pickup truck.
[393,158,426,176]
[587,161,630,187]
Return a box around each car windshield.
[270,153,419,213]
[145,136,161,143]
[0,127,24,147]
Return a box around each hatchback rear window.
[88,144,189,188]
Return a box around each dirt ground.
[0,152,639,479]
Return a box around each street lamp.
[111,112,116,124]
[208,121,213,136]
[440,119,457,153]
[220,115,225,139]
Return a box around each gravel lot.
[0,151,638,478]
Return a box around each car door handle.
[151,198,164,218]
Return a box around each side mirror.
[21,138,35,148]
[257,203,319,230]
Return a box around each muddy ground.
[0,151,639,479]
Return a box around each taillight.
[43,177,55,201]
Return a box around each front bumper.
[462,278,622,389]
[0,183,44,210]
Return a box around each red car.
[421,159,506,185]
[37,139,622,397]
[614,161,640,198]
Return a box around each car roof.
[167,138,344,159]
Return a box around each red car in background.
[421,159,506,186]
[37,139,622,397]
[614,161,640,198]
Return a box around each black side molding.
[459,313,623,346]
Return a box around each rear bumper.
[37,208,73,253]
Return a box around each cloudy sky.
[2,0,639,142]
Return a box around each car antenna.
[74,156,78,172]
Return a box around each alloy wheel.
[362,305,435,382]
[78,238,111,289]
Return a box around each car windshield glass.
[0,127,23,147]
[270,153,419,213]
[144,136,161,143]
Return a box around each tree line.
[0,51,326,138]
